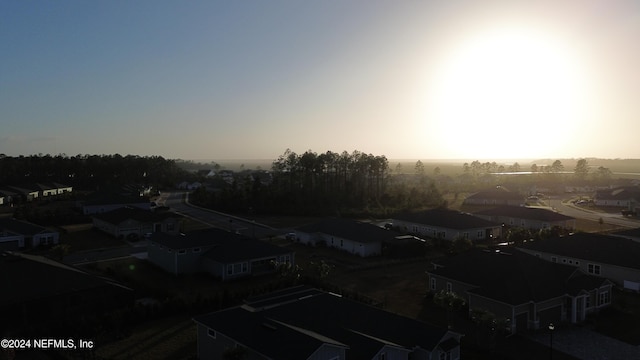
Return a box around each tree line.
[0,153,189,189]
[191,149,444,216]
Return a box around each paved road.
[550,196,640,229]
[165,191,282,239]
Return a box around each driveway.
[527,326,640,360]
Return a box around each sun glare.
[426,25,589,159]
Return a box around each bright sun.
[426,25,590,159]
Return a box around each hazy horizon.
[2,1,639,160]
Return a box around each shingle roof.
[518,233,640,270]
[0,251,131,307]
[430,248,607,305]
[594,186,640,200]
[92,207,181,224]
[295,218,396,243]
[194,286,451,359]
[473,206,574,222]
[394,208,501,229]
[465,186,524,201]
[0,218,53,236]
[152,228,291,263]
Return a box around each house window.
[207,328,216,338]
[439,351,452,360]
[588,264,601,275]
[278,255,291,264]
[178,249,186,255]
[585,296,591,308]
[462,232,469,239]
[446,282,452,292]
[599,291,610,306]
[477,231,483,239]
[379,352,386,360]
[430,278,437,291]
[192,247,201,253]
[562,258,567,263]
[575,261,580,266]
[551,256,557,263]
[167,223,174,231]
[340,239,344,247]
[228,262,249,276]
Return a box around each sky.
[1,0,639,161]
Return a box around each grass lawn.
[94,316,196,360]
[593,290,640,345]
[60,225,129,252]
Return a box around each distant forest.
[0,154,189,189]
[190,149,445,217]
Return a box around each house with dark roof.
[428,248,612,333]
[463,186,524,206]
[148,228,294,280]
[518,233,640,291]
[92,207,183,239]
[193,286,462,360]
[0,251,133,336]
[392,208,502,242]
[473,205,576,231]
[81,192,152,215]
[293,218,398,257]
[0,218,59,250]
[593,186,640,209]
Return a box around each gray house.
[473,205,576,231]
[92,207,183,239]
[148,228,294,280]
[463,186,524,206]
[293,218,398,257]
[518,233,640,291]
[392,208,502,241]
[194,286,462,360]
[0,218,59,250]
[428,248,612,333]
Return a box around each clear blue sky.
[2,0,639,161]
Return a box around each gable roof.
[295,218,396,243]
[0,217,54,236]
[194,286,452,359]
[518,232,640,270]
[152,228,291,262]
[465,186,524,201]
[394,208,500,229]
[0,251,131,307]
[473,206,574,222]
[92,207,181,224]
[594,186,640,201]
[430,248,607,305]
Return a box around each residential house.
[148,228,294,280]
[392,208,502,241]
[0,218,59,250]
[92,207,183,239]
[193,286,462,360]
[81,192,152,215]
[473,205,576,231]
[428,248,612,333]
[518,233,640,291]
[0,188,18,206]
[0,251,133,336]
[6,184,40,202]
[293,218,397,257]
[463,186,524,206]
[593,186,640,209]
